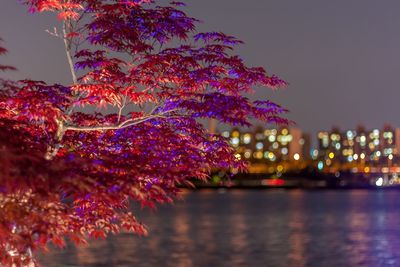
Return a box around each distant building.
[222,127,310,163]
[316,124,400,166]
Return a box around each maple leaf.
[0,0,288,265]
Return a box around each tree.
[0,0,288,265]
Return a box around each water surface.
[41,190,400,267]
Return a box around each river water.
[41,190,400,267]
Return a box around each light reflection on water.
[287,190,308,267]
[41,190,400,267]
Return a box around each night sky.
[1,0,400,138]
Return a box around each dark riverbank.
[190,172,400,190]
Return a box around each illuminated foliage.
[0,1,287,265]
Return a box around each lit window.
[231,137,239,146]
[278,135,293,144]
[370,129,379,139]
[384,132,393,139]
[312,150,318,159]
[317,161,324,170]
[254,151,263,159]
[256,142,263,150]
[268,152,276,161]
[384,148,393,155]
[268,135,276,142]
[369,143,375,150]
[243,133,252,144]
[346,131,354,139]
[232,131,240,138]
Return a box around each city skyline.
[224,123,400,163]
[1,1,400,136]
[221,122,400,149]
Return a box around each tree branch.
[64,109,180,133]
[62,20,78,85]
[117,95,127,123]
[44,119,66,160]
[65,116,157,132]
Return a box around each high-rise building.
[316,124,400,166]
[317,127,342,161]
[222,127,310,163]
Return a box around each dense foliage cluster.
[0,0,287,265]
